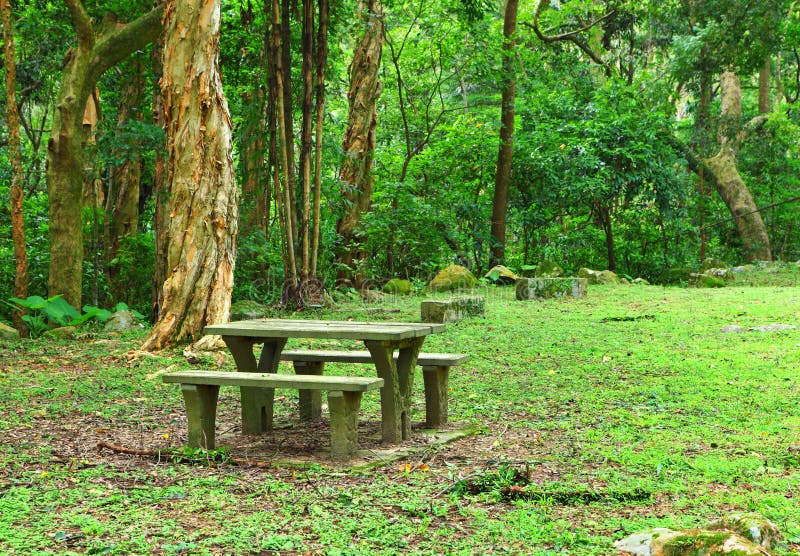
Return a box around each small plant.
[5,296,145,338]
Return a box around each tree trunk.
[705,148,772,261]
[105,57,145,302]
[310,0,329,278]
[151,3,168,322]
[46,1,163,309]
[239,87,269,233]
[334,0,384,284]
[703,71,772,262]
[759,58,771,114]
[2,0,29,333]
[489,0,518,268]
[142,0,238,350]
[299,0,314,282]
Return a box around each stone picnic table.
[204,319,446,443]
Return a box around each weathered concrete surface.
[421,296,485,323]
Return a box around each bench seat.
[279,350,468,427]
[163,370,383,460]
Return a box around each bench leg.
[180,384,220,449]
[422,365,449,427]
[327,391,362,461]
[294,361,324,422]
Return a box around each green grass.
[2,272,800,554]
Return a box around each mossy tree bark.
[46,1,163,309]
[2,0,28,333]
[142,0,238,350]
[334,0,384,285]
[703,72,771,262]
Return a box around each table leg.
[223,336,287,434]
[294,361,324,421]
[365,338,422,443]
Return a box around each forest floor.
[2,264,800,554]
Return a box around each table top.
[205,319,445,341]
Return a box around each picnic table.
[204,319,445,443]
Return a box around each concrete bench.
[279,350,469,428]
[162,370,383,460]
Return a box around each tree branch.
[90,5,164,82]
[524,0,616,77]
[63,0,94,50]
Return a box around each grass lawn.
[2,269,800,554]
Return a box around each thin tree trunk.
[142,0,238,350]
[1,0,29,333]
[299,0,314,282]
[489,0,518,268]
[310,0,329,278]
[105,57,145,302]
[281,0,298,244]
[334,0,384,284]
[46,0,162,309]
[759,58,771,114]
[273,0,298,292]
[239,88,268,231]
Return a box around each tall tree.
[489,0,518,268]
[310,0,329,278]
[2,0,28,332]
[142,0,238,350]
[46,0,162,308]
[334,0,384,284]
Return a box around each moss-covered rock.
[230,300,270,321]
[484,265,518,284]
[516,277,587,300]
[689,273,726,288]
[43,326,77,340]
[534,260,564,277]
[421,296,485,323]
[578,268,619,285]
[707,512,781,549]
[615,528,769,556]
[633,277,650,285]
[664,267,694,284]
[103,310,145,332]
[429,265,478,292]
[383,279,412,295]
[0,322,20,341]
[702,258,729,271]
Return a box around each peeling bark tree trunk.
[311,0,329,278]
[703,72,771,262]
[142,0,238,350]
[334,0,384,284]
[151,4,168,323]
[489,0,518,268]
[105,57,145,302]
[2,0,29,333]
[46,1,162,309]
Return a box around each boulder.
[0,322,20,341]
[103,310,144,333]
[383,279,412,295]
[578,268,619,285]
[484,265,519,284]
[689,273,726,288]
[428,265,478,292]
[421,296,485,323]
[516,277,587,300]
[702,258,729,271]
[534,260,564,277]
[230,300,270,321]
[731,265,756,274]
[43,326,77,340]
[616,529,769,556]
[632,278,650,285]
[708,512,781,549]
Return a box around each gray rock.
[103,310,144,332]
[578,268,619,285]
[750,323,797,333]
[708,512,781,549]
[0,322,20,341]
[720,325,747,333]
[632,278,650,285]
